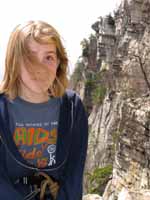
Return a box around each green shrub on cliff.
[86,164,113,195]
[71,61,84,86]
[92,85,107,104]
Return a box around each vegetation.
[86,165,113,195]
[89,34,97,41]
[71,61,84,86]
[107,13,115,26]
[112,131,121,154]
[84,70,107,105]
[92,85,107,104]
[80,38,89,57]
[85,78,96,88]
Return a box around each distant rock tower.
[92,14,116,69]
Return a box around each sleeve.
[0,139,23,200]
[56,96,89,200]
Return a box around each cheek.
[36,67,57,84]
[20,66,33,82]
[47,66,57,77]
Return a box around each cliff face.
[70,0,150,199]
[103,95,150,200]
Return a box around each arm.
[56,96,89,200]
[0,138,23,200]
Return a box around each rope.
[37,172,60,200]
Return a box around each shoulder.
[65,89,78,99]
[0,94,7,119]
[0,92,5,99]
[65,89,82,105]
[64,89,87,119]
[0,93,6,105]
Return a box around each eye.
[43,55,54,64]
[43,54,57,65]
[46,55,53,61]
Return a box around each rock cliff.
[70,0,150,199]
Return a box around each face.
[19,39,59,95]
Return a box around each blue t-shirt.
[7,96,61,168]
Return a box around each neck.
[19,83,50,103]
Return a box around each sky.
[0,0,121,80]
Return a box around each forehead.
[27,39,57,54]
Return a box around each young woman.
[0,20,88,200]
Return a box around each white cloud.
[0,0,121,79]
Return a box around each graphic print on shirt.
[47,144,56,166]
[13,121,58,168]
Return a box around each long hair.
[0,20,69,99]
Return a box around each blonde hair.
[0,20,69,99]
